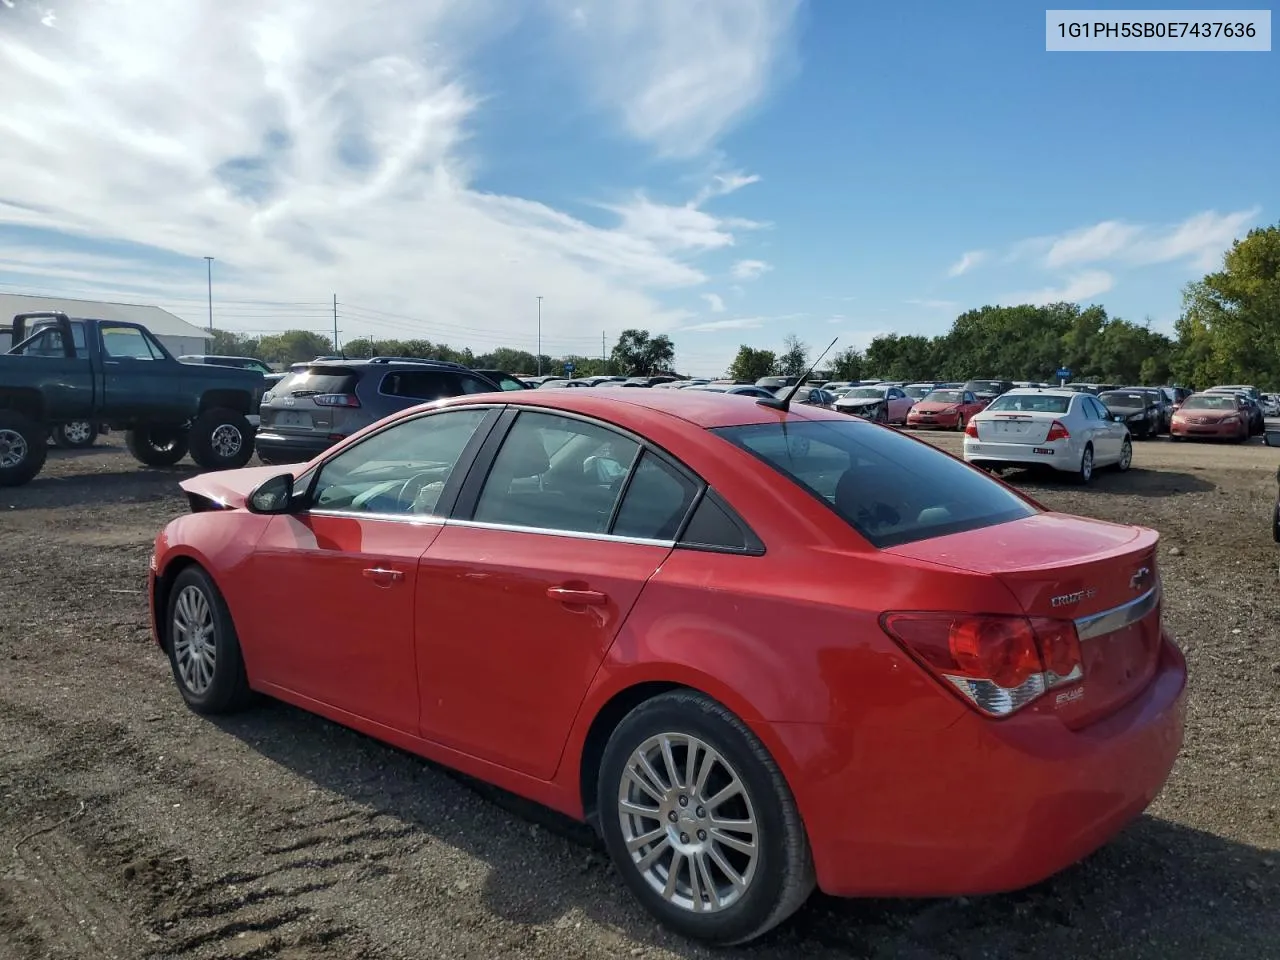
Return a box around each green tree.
[611,329,675,376]
[774,334,810,377]
[727,345,776,382]
[826,346,864,381]
[208,329,258,356]
[256,330,334,364]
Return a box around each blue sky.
[0,0,1275,375]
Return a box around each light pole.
[203,256,214,331]
[536,295,543,375]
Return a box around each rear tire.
[189,408,255,470]
[52,420,98,449]
[1115,437,1132,472]
[955,414,965,432]
[597,691,815,945]
[126,425,189,467]
[164,565,253,715]
[1072,444,1094,485]
[0,411,48,487]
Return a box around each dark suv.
[256,358,500,464]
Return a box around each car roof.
[436,382,846,429]
[999,387,1078,397]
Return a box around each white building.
[0,293,211,357]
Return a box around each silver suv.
[256,358,499,464]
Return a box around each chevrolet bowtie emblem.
[1130,566,1151,590]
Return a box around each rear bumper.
[963,437,1081,471]
[774,634,1187,898]
[255,431,339,463]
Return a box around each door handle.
[363,567,404,585]
[547,586,608,606]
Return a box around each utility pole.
[203,256,214,331]
[332,294,339,355]
[536,296,543,375]
[602,331,606,364]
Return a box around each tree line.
[210,223,1280,389]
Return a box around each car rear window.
[275,368,359,396]
[1099,392,1147,405]
[985,393,1071,414]
[713,419,1037,548]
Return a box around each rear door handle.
[363,567,405,585]
[547,586,608,606]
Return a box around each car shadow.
[46,443,118,459]
[210,701,1278,959]
[1003,467,1215,497]
[1,467,199,511]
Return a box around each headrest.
[495,428,551,479]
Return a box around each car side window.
[311,408,490,516]
[473,411,639,534]
[677,490,762,554]
[11,327,68,357]
[610,451,699,541]
[101,325,162,359]
[1085,397,1105,420]
[964,392,976,403]
[381,370,493,401]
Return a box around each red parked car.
[1169,392,1250,442]
[149,389,1187,945]
[905,387,988,430]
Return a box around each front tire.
[164,566,252,715]
[189,408,255,470]
[0,411,48,487]
[126,425,189,466]
[1115,437,1132,472]
[597,691,814,946]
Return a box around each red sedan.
[149,389,1187,945]
[905,387,988,430]
[1169,392,1250,442]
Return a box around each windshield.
[985,393,1072,414]
[904,385,933,399]
[1099,392,1147,406]
[963,380,1003,394]
[842,387,884,399]
[1181,395,1237,410]
[715,420,1036,548]
[923,390,963,403]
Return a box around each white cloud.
[0,1,792,353]
[730,258,771,281]
[701,292,725,312]
[546,0,802,157]
[946,250,986,277]
[1019,207,1261,272]
[905,298,958,310]
[680,316,764,332]
[1002,270,1114,306]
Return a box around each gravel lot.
[1,430,1277,960]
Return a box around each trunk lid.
[886,513,1162,728]
[976,412,1054,444]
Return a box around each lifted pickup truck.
[0,312,264,486]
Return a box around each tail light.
[880,612,1084,717]
[964,420,978,437]
[1045,420,1070,441]
[312,393,361,408]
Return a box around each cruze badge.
[1050,587,1097,608]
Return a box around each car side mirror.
[247,473,296,514]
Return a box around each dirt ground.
[1,431,1277,960]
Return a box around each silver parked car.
[963,388,1132,484]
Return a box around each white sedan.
[962,388,1132,483]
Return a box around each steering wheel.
[398,471,446,514]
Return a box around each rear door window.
[381,371,493,400]
[713,419,1037,548]
[610,451,699,541]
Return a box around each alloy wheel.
[210,424,243,459]
[0,428,27,468]
[172,584,216,695]
[617,733,759,914]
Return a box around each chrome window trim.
[446,517,676,549]
[307,508,447,526]
[1074,584,1160,641]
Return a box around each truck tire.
[189,408,255,471]
[0,411,49,487]
[52,420,98,449]
[126,426,190,467]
